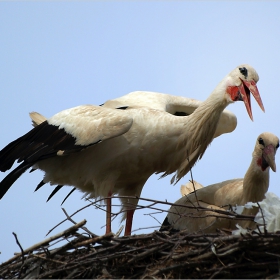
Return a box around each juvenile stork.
[0,64,264,236]
[161,132,279,233]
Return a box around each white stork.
[161,132,279,233]
[0,64,264,236]
[29,93,235,204]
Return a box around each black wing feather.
[61,187,76,205]
[47,185,64,202]
[34,180,46,192]
[0,120,94,199]
[0,162,33,199]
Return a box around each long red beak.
[238,79,265,121]
[263,144,276,172]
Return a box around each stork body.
[0,64,264,235]
[161,132,279,233]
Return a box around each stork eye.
[258,138,265,146]
[276,143,279,149]
[239,67,248,79]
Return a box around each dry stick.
[61,208,96,237]
[117,195,255,220]
[46,195,122,236]
[46,201,103,236]
[149,261,210,278]
[61,208,119,246]
[12,232,30,279]
[47,194,255,238]
[12,232,24,266]
[257,201,268,235]
[67,243,121,264]
[24,219,86,252]
[132,225,159,233]
[154,232,186,245]
[127,243,171,264]
[266,252,280,258]
[75,232,114,247]
[187,151,200,207]
[144,211,162,226]
[209,267,225,279]
[132,200,255,226]
[33,254,67,265]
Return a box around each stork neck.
[184,88,230,152]
[242,159,269,204]
[191,89,229,119]
[172,80,233,183]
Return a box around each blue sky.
[1,2,280,262]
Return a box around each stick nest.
[1,217,280,279]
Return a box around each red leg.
[106,191,112,234]
[124,209,135,236]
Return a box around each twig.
[33,254,67,265]
[61,208,97,237]
[10,219,86,260]
[188,154,200,207]
[127,243,170,264]
[75,232,114,247]
[12,232,24,266]
[132,225,159,233]
[257,202,267,235]
[209,267,225,279]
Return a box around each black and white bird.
[0,64,264,235]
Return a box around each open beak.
[263,144,276,172]
[238,79,265,121]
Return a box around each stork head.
[254,132,279,172]
[226,64,264,121]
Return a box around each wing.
[103,91,202,114]
[0,105,133,199]
[104,91,237,136]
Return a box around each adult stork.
[161,132,279,233]
[29,92,236,204]
[0,64,264,236]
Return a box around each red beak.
[238,79,265,121]
[263,144,276,172]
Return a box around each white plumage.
[0,64,264,235]
[161,132,279,233]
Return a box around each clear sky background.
[1,2,280,262]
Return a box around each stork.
[161,132,279,233]
[0,64,264,236]
[29,94,236,204]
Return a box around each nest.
[1,216,280,279]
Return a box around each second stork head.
[223,64,265,120]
